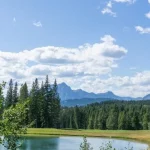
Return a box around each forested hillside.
[60,101,150,130]
[2,76,150,130]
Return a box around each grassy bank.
[26,128,150,144]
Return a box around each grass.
[26,128,150,145]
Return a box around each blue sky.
[0,0,150,97]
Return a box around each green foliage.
[80,137,135,150]
[0,100,29,150]
[0,82,29,150]
[80,137,93,150]
[99,141,114,150]
[61,101,150,130]
[0,82,5,113]
[5,79,13,108]
[12,82,18,105]
[27,76,61,128]
[19,82,28,102]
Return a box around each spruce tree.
[143,113,149,130]
[39,81,46,127]
[19,82,28,102]
[118,111,126,130]
[5,79,13,108]
[12,82,18,105]
[106,105,118,130]
[29,79,41,127]
[43,75,52,127]
[51,79,61,128]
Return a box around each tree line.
[60,101,150,130]
[2,76,150,130]
[3,75,60,128]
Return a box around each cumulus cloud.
[148,0,150,4]
[101,7,116,17]
[0,35,127,86]
[1,38,150,97]
[4,36,150,97]
[145,12,150,19]
[101,0,136,17]
[135,26,150,34]
[33,21,42,27]
[77,71,150,98]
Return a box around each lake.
[0,136,149,150]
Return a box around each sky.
[0,0,150,97]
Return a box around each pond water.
[0,136,149,150]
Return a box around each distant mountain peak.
[106,91,114,94]
[143,94,150,100]
[58,82,149,104]
[59,82,68,86]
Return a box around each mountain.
[57,82,142,101]
[143,94,150,100]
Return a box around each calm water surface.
[0,136,149,150]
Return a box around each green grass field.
[26,128,150,144]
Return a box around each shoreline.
[25,128,150,145]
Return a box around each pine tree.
[12,82,18,105]
[131,112,141,130]
[43,75,52,127]
[0,82,5,118]
[106,105,118,130]
[19,82,28,102]
[143,112,149,130]
[39,81,46,127]
[29,79,41,128]
[5,79,13,108]
[51,79,61,128]
[118,111,126,130]
[98,109,106,130]
[73,106,79,129]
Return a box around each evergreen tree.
[73,106,79,129]
[106,106,118,130]
[131,112,141,130]
[143,112,149,130]
[118,111,126,130]
[5,79,13,108]
[12,82,18,105]
[98,109,106,130]
[29,79,41,128]
[39,81,46,128]
[51,79,61,128]
[43,75,52,127]
[19,82,28,102]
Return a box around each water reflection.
[0,136,149,150]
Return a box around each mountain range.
[57,82,150,106]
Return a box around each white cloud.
[107,1,113,8]
[1,39,150,97]
[0,35,128,92]
[33,21,42,27]
[101,0,136,17]
[113,0,136,4]
[135,26,150,34]
[3,36,149,97]
[145,12,150,19]
[101,7,116,17]
[78,71,150,98]
[148,0,150,4]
